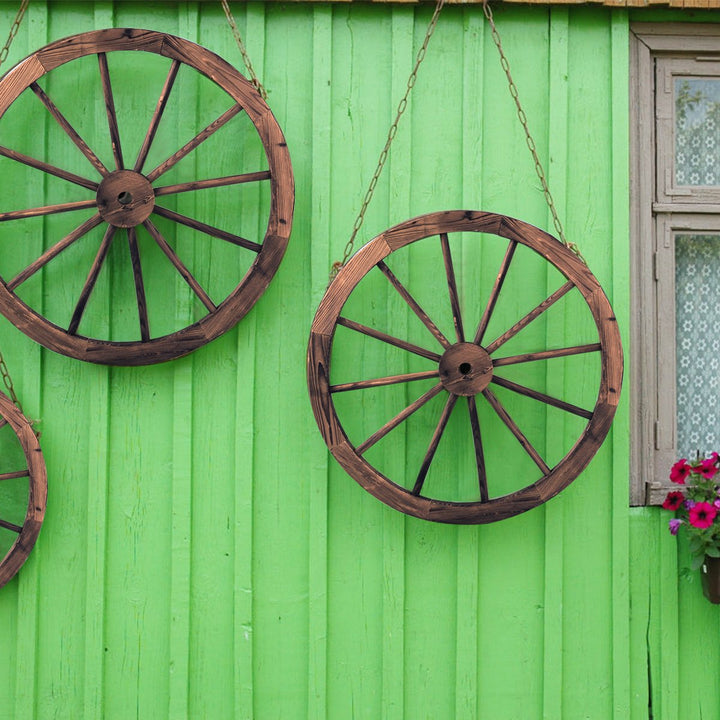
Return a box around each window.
[631,24,720,505]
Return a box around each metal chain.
[220,0,268,101]
[0,0,28,70]
[482,0,585,263]
[329,0,446,282]
[0,0,29,415]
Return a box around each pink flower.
[714,499,720,510]
[670,459,692,484]
[669,518,683,535]
[662,491,685,511]
[696,458,719,479]
[689,502,718,529]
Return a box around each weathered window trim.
[630,23,720,506]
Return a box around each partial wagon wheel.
[0,391,46,588]
[0,28,293,365]
[307,211,623,524]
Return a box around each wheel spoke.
[0,145,99,191]
[154,171,272,197]
[31,81,109,177]
[0,518,22,534]
[377,260,450,349]
[491,374,593,420]
[412,393,458,496]
[440,233,465,342]
[467,395,489,502]
[356,382,444,455]
[134,59,180,173]
[152,205,261,252]
[486,281,574,354]
[473,240,517,346]
[127,227,150,341]
[0,470,29,481]
[98,52,124,170]
[331,369,439,393]
[143,218,216,312]
[336,317,442,363]
[0,199,97,222]
[493,343,601,367]
[7,213,103,291]
[68,225,117,335]
[482,387,550,474]
[146,104,243,183]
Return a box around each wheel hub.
[438,342,493,396]
[96,170,155,228]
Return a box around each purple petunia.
[669,518,683,536]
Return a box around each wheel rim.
[0,28,294,365]
[0,391,46,588]
[307,210,623,524]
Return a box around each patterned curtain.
[675,234,720,458]
[675,77,720,186]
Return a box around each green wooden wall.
[0,2,717,718]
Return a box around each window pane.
[675,77,720,186]
[675,234,720,458]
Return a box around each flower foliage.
[665,454,720,569]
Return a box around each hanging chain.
[482,0,584,263]
[0,0,29,416]
[220,0,268,101]
[0,0,28,70]
[329,0,446,282]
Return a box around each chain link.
[0,0,29,416]
[329,0,446,282]
[0,0,28,70]
[482,0,584,263]
[220,0,268,101]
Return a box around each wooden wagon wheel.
[0,28,293,365]
[308,211,623,524]
[0,391,46,588]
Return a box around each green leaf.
[691,554,706,571]
[706,546,720,558]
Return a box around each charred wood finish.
[0,391,47,589]
[307,210,624,524]
[0,28,294,365]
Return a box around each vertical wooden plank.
[380,7,413,720]
[402,8,463,720]
[609,10,631,720]
[324,7,388,718]
[231,3,263,717]
[455,7,483,719]
[101,5,175,719]
[80,8,112,719]
[12,3,46,719]
[652,512,680,720]
[167,6,196,715]
[542,8,567,720]
[308,5,331,720]
[250,4,313,717]
[561,11,615,718]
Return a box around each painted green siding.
[0,2,716,718]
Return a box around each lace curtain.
[675,77,720,187]
[673,76,720,458]
[675,234,720,458]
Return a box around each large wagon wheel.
[308,211,623,524]
[0,28,293,365]
[0,391,46,588]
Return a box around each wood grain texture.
[308,210,623,524]
[0,27,294,365]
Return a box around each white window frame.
[630,23,720,506]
